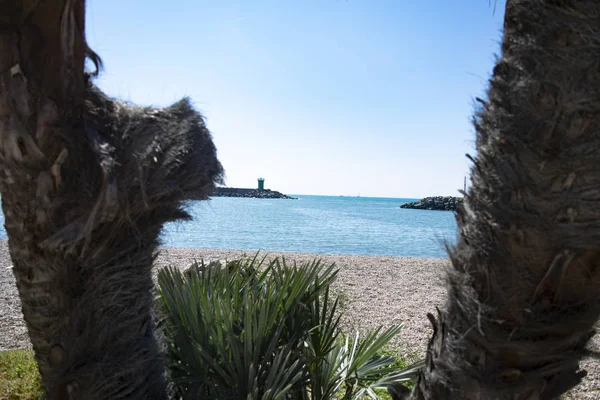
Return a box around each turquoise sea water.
[163,195,458,258]
[0,195,459,258]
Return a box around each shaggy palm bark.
[0,1,223,399]
[406,1,600,399]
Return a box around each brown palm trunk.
[408,0,600,398]
[0,1,222,399]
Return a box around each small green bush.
[155,254,422,399]
[0,349,44,400]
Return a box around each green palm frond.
[353,359,425,399]
[156,253,339,399]
[156,253,419,400]
[347,326,403,381]
[302,285,345,400]
[367,358,425,387]
[303,315,410,400]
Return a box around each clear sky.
[86,1,506,198]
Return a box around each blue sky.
[86,1,505,198]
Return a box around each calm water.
[0,195,458,258]
[162,195,458,258]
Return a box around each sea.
[0,195,459,258]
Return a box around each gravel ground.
[1,240,598,398]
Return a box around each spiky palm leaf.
[340,327,404,399]
[156,254,339,399]
[358,359,426,400]
[302,285,345,400]
[302,302,416,400]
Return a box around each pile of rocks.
[211,188,296,199]
[400,196,463,211]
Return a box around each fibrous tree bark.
[407,0,600,398]
[0,1,223,399]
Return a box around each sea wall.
[211,187,296,199]
[400,196,463,211]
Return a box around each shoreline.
[1,240,598,398]
[156,245,451,260]
[1,241,449,354]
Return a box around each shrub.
[0,348,45,400]
[155,254,422,399]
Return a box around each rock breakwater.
[400,196,463,211]
[211,187,296,199]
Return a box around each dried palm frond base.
[0,2,223,399]
[408,0,600,399]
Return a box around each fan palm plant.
[155,255,419,399]
[302,285,422,400]
[156,256,335,398]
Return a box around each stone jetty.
[400,196,463,211]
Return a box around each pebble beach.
[1,240,598,398]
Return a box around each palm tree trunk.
[0,2,223,399]
[407,0,600,398]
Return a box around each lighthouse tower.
[257,177,265,191]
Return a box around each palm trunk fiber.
[0,1,223,399]
[409,1,600,399]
